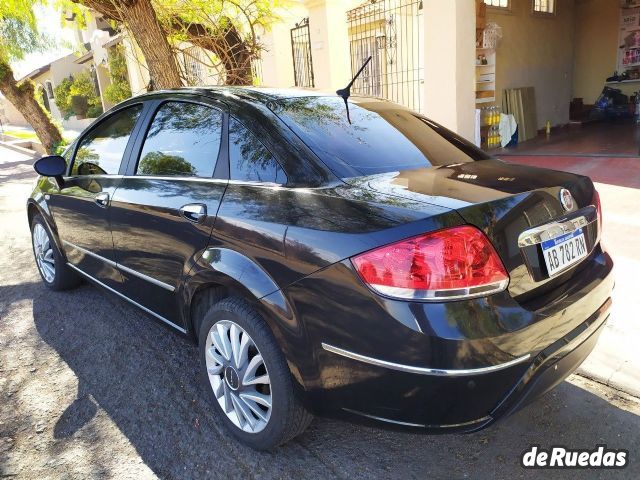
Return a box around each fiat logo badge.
[559,188,574,211]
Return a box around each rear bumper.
[290,248,614,429]
[322,297,611,432]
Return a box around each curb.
[0,140,42,159]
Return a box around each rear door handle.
[179,204,207,223]
[95,192,109,208]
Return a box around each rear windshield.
[272,96,490,178]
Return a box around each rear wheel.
[30,214,80,291]
[198,297,312,450]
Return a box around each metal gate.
[347,0,424,112]
[290,18,314,88]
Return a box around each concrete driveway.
[1,145,638,479]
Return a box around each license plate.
[541,228,588,277]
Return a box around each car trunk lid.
[349,159,599,300]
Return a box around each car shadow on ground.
[30,282,640,480]
[0,155,37,185]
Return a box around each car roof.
[132,86,389,108]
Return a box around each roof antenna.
[336,56,372,124]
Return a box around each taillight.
[351,225,509,301]
[592,188,602,239]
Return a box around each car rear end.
[272,95,614,429]
[288,181,612,429]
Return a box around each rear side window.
[136,101,223,177]
[229,117,287,184]
[273,97,490,178]
[72,105,142,176]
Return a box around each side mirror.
[33,155,66,188]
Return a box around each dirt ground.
[1,145,639,479]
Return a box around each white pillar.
[423,0,476,140]
[305,0,351,90]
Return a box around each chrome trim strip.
[116,262,175,292]
[63,240,175,292]
[517,206,597,247]
[321,343,531,377]
[63,241,117,268]
[370,279,509,302]
[67,263,187,334]
[342,408,427,428]
[121,175,228,184]
[342,408,492,429]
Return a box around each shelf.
[476,97,496,104]
[606,79,640,84]
[475,63,495,67]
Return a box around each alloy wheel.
[32,223,55,283]
[205,320,272,433]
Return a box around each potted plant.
[71,95,89,119]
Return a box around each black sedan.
[27,87,613,450]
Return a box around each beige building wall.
[0,96,28,126]
[123,36,151,96]
[259,4,310,87]
[48,53,86,85]
[487,0,576,129]
[29,70,64,122]
[573,0,634,104]
[424,0,476,140]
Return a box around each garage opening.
[475,0,640,160]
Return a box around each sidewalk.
[577,181,640,397]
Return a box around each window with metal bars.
[346,0,424,113]
[484,0,509,8]
[251,57,263,86]
[533,0,555,14]
[290,18,314,88]
[183,47,206,86]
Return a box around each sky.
[11,5,78,78]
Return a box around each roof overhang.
[75,51,94,65]
[19,65,51,81]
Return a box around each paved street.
[1,144,639,479]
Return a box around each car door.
[48,103,145,289]
[108,97,228,329]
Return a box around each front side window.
[228,117,287,184]
[136,101,223,177]
[72,104,142,176]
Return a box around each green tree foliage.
[69,70,103,117]
[138,151,196,176]
[0,0,63,153]
[53,71,103,118]
[68,0,283,86]
[53,76,73,117]
[0,1,46,61]
[104,44,132,103]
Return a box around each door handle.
[95,192,109,208]
[179,204,207,223]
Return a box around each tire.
[30,214,81,291]
[198,296,312,450]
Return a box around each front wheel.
[30,214,80,291]
[198,297,312,450]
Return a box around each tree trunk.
[0,61,63,154]
[76,0,183,90]
[121,0,182,89]
[177,17,254,85]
